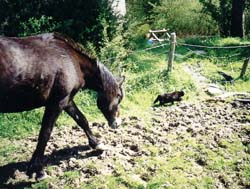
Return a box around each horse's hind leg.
[27,104,62,180]
[64,100,99,149]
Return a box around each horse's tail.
[153,96,159,104]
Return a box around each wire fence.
[100,36,250,80]
[184,47,241,60]
[177,41,250,61]
[102,43,168,63]
[101,38,250,63]
[177,42,250,49]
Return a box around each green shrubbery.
[149,0,218,36]
[99,21,128,71]
[0,0,119,49]
[125,22,151,50]
[19,15,60,37]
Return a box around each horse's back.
[0,34,83,113]
[0,34,62,77]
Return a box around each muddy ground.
[0,100,250,189]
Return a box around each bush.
[127,23,150,49]
[150,0,218,36]
[19,15,61,36]
[99,20,128,71]
[0,0,118,49]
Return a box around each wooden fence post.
[240,58,250,78]
[168,32,176,72]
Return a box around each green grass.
[177,36,250,93]
[121,45,196,119]
[0,110,42,139]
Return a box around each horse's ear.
[117,75,125,86]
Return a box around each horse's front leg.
[27,104,62,179]
[64,100,99,149]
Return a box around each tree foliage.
[149,0,218,36]
[199,0,232,36]
[199,0,249,37]
[126,0,160,21]
[0,0,119,48]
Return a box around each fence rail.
[148,29,170,42]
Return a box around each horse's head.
[97,76,125,129]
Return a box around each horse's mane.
[52,33,117,93]
[53,32,97,62]
[97,62,118,94]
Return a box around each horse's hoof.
[27,171,34,179]
[36,171,49,181]
[95,143,108,151]
[27,158,44,179]
[27,167,35,179]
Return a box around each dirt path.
[183,63,210,91]
[183,63,226,97]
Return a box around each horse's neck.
[80,60,103,92]
[80,59,116,96]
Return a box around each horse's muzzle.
[109,117,122,129]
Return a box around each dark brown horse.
[0,33,125,179]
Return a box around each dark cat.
[154,91,185,105]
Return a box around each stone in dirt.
[206,84,224,96]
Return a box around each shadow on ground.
[0,145,103,189]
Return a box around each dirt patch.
[1,101,250,188]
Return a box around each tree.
[231,0,245,37]
[0,0,119,48]
[199,0,231,36]
[246,2,250,37]
[199,0,247,37]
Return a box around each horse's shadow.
[0,145,103,189]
